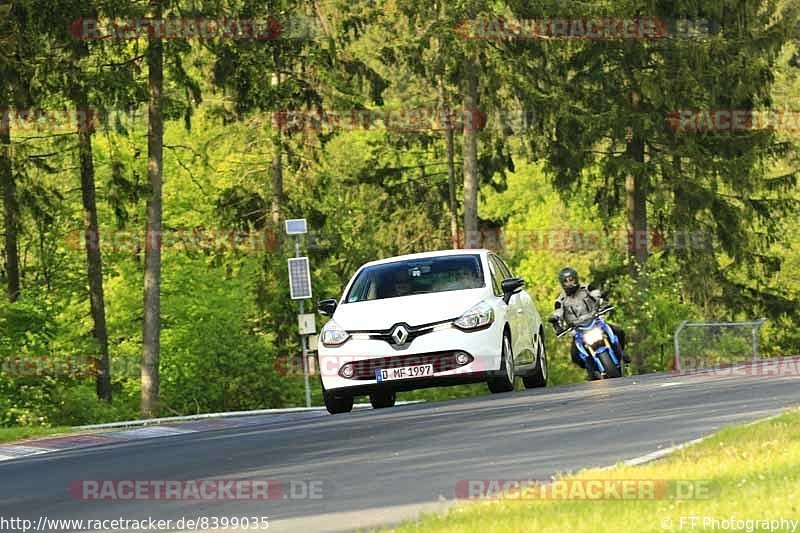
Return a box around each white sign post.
[307,334,318,352]
[286,219,312,408]
[298,313,317,335]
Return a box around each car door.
[488,254,525,365]
[493,255,536,365]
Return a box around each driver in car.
[548,267,630,379]
[440,267,478,291]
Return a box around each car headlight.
[321,320,350,346]
[582,326,604,346]
[453,301,495,331]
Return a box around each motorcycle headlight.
[582,326,604,346]
[453,301,495,331]
[321,320,350,346]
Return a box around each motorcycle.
[556,306,624,379]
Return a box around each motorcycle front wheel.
[598,352,622,378]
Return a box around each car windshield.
[344,254,485,303]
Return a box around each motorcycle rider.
[548,267,630,380]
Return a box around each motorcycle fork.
[584,343,605,373]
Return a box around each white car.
[316,249,547,414]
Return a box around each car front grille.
[348,319,454,348]
[338,351,474,380]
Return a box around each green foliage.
[1,0,799,427]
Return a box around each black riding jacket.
[552,284,604,327]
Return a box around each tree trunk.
[271,136,283,226]
[625,134,647,273]
[440,81,458,248]
[625,120,647,373]
[76,92,111,402]
[1,100,20,303]
[625,88,647,276]
[141,0,164,417]
[271,48,283,227]
[462,57,479,235]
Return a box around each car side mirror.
[501,277,525,304]
[318,299,338,316]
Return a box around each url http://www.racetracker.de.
[0,516,270,532]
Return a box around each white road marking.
[0,445,52,461]
[622,437,707,466]
[105,426,197,440]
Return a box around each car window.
[491,254,513,279]
[347,272,378,302]
[487,256,505,297]
[344,254,485,303]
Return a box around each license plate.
[376,364,434,382]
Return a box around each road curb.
[0,402,424,463]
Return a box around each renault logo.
[391,325,409,345]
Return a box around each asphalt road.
[1,361,798,532]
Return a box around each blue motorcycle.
[557,306,624,379]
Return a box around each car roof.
[361,249,490,268]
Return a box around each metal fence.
[673,319,767,371]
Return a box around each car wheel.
[323,388,354,414]
[523,331,548,388]
[488,332,515,394]
[369,390,396,409]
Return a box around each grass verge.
[387,409,800,532]
[0,426,75,444]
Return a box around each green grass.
[0,426,75,444]
[387,409,800,532]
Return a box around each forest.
[0,0,798,427]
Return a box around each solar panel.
[285,219,308,235]
[288,257,312,300]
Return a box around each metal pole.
[751,327,758,362]
[674,320,687,372]
[296,237,311,408]
[300,301,311,408]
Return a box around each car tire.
[369,390,396,409]
[523,331,547,388]
[488,331,515,394]
[598,352,621,378]
[323,388,354,414]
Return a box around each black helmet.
[558,267,579,296]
